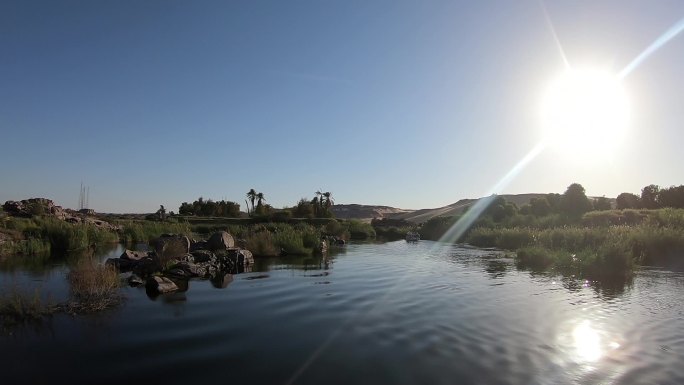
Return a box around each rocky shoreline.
[106,231,256,295]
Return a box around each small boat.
[405,232,420,242]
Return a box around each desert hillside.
[333,193,580,223]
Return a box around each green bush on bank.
[117,220,192,244]
[345,220,376,240]
[243,223,322,257]
[1,216,120,255]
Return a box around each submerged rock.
[211,273,233,289]
[145,276,179,294]
[120,249,149,261]
[128,274,144,286]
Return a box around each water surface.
[1,241,683,385]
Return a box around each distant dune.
[332,193,595,223]
[330,204,414,222]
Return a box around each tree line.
[615,184,684,210]
[176,189,336,219]
[480,183,684,223]
[178,197,241,217]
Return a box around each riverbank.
[419,208,684,278]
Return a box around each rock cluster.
[2,198,120,231]
[4,198,67,219]
[106,231,253,296]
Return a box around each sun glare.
[541,69,630,158]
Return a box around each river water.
[1,240,683,385]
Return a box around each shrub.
[346,220,376,240]
[515,247,557,270]
[66,260,121,313]
[0,288,53,329]
[244,231,279,257]
[497,228,535,250]
[465,227,499,247]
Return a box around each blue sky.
[2,0,683,213]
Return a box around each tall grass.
[42,219,119,252]
[0,288,54,330]
[243,223,322,256]
[1,216,119,255]
[117,220,192,244]
[465,223,684,276]
[344,220,376,240]
[65,260,121,313]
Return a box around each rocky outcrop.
[107,231,253,294]
[4,198,67,219]
[2,198,120,231]
[150,234,190,260]
[207,231,235,251]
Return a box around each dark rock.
[167,268,192,278]
[151,234,190,260]
[145,276,178,294]
[105,257,136,271]
[128,274,144,286]
[169,261,208,278]
[211,273,233,289]
[207,231,235,251]
[191,250,214,263]
[190,240,208,252]
[120,249,149,261]
[132,256,162,277]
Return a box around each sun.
[540,68,630,158]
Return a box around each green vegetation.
[346,219,376,240]
[371,218,417,240]
[1,216,119,255]
[0,288,55,331]
[241,223,322,256]
[178,197,241,217]
[1,259,123,330]
[417,183,684,280]
[116,220,192,244]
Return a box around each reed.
[65,259,121,313]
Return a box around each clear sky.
[2,1,683,213]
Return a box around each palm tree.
[256,192,265,207]
[246,189,257,214]
[315,190,324,211]
[311,196,320,217]
[322,192,334,210]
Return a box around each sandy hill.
[333,193,556,224]
[330,204,413,221]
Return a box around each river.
[1,240,683,385]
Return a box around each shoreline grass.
[1,260,123,330]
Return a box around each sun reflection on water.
[559,319,622,367]
[572,320,602,362]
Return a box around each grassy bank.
[464,210,684,278]
[115,220,192,244]
[1,216,119,256]
[1,260,121,331]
